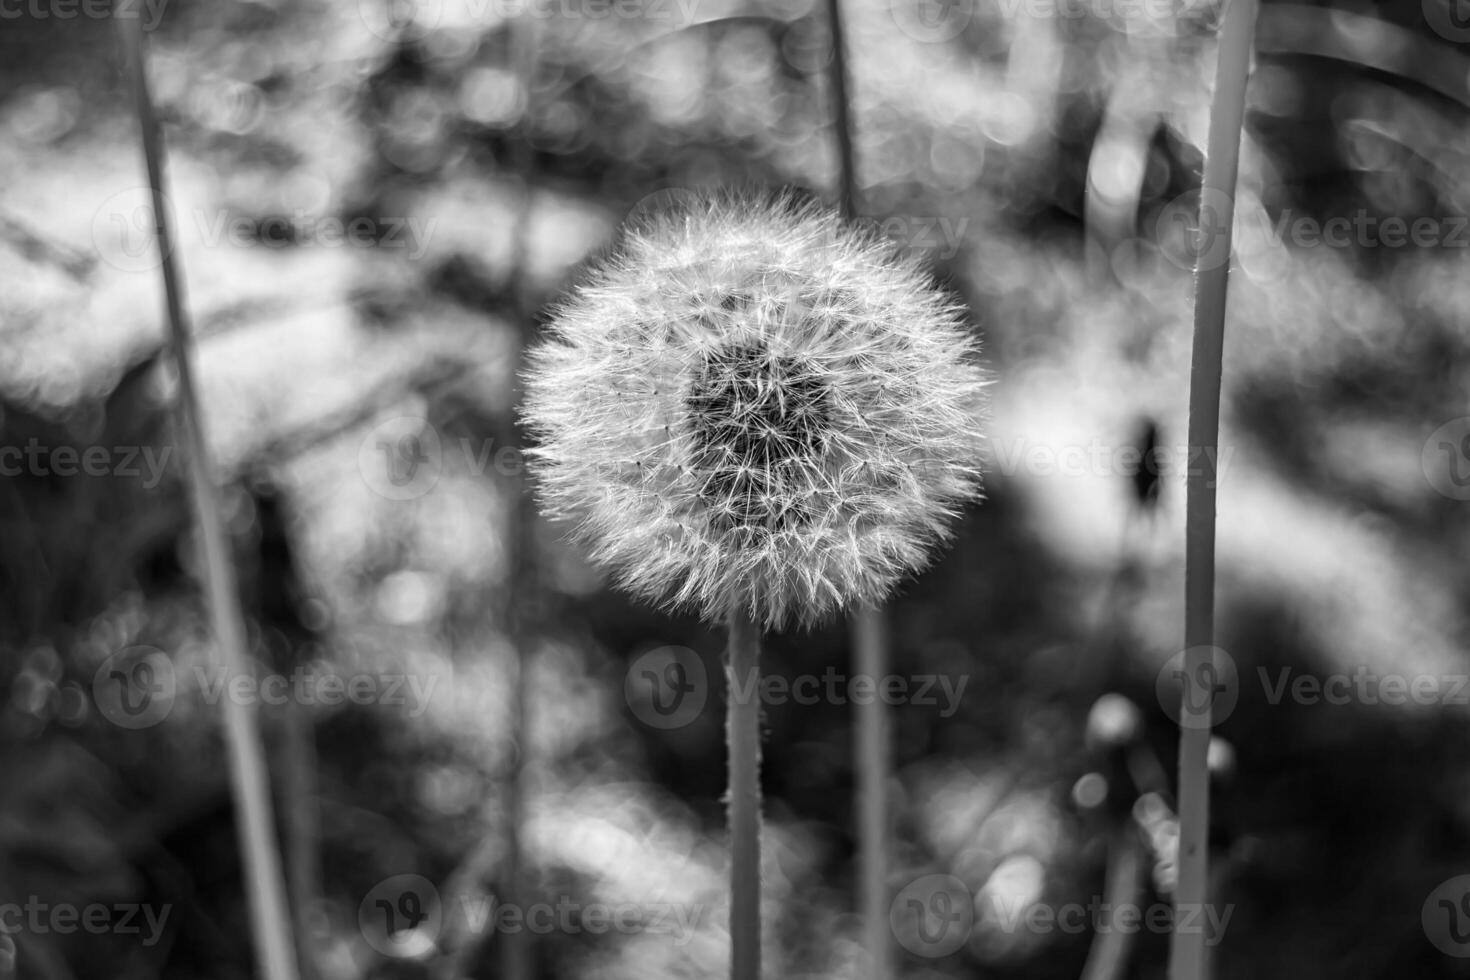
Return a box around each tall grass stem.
[727,603,763,980]
[118,17,300,980]
[1171,2,1257,979]
[822,6,895,976]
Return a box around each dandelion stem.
[118,17,300,980]
[727,602,763,980]
[852,604,890,980]
[821,7,893,976]
[1172,3,1256,979]
[500,16,542,980]
[824,0,857,221]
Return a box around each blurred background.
[3,0,1470,977]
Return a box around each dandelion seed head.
[522,191,989,629]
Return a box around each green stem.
[1172,3,1256,979]
[117,18,300,980]
[727,603,762,980]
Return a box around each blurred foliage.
[3,0,1470,978]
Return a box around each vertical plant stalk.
[852,605,890,980]
[822,4,892,977]
[727,603,763,980]
[118,19,300,980]
[281,702,323,980]
[1079,825,1146,980]
[824,0,857,222]
[500,17,541,980]
[1171,3,1256,980]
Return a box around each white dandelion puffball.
[522,192,988,629]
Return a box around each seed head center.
[686,342,831,529]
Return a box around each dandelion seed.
[522,191,989,629]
